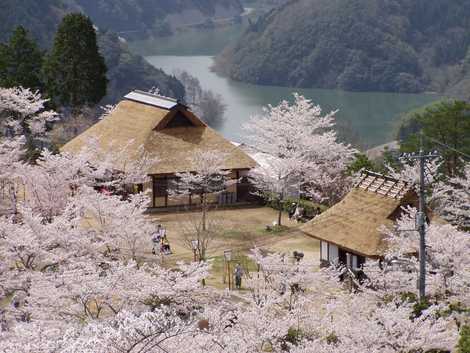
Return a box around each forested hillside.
[0,0,185,102]
[0,0,243,43]
[0,0,70,47]
[98,31,184,103]
[242,0,289,10]
[74,0,243,34]
[216,0,470,95]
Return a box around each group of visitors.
[151,224,172,255]
[288,203,305,222]
[288,203,322,222]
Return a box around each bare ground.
[143,207,320,288]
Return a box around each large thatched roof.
[301,172,416,257]
[61,91,256,174]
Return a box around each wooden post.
[235,170,239,202]
[223,257,226,284]
[227,261,231,290]
[151,176,156,208]
[223,249,233,290]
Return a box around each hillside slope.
[74,0,243,33]
[215,0,470,94]
[0,0,185,101]
[0,0,71,47]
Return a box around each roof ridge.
[124,90,180,110]
[355,170,411,199]
[132,90,178,102]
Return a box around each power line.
[423,134,470,160]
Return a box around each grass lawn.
[145,206,320,289]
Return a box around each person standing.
[151,224,163,255]
[288,203,296,219]
[161,235,171,255]
[234,263,243,290]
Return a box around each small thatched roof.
[300,172,416,257]
[61,91,256,174]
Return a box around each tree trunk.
[202,193,207,231]
[277,194,283,226]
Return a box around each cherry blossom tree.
[171,150,231,232]
[363,207,470,303]
[74,188,155,261]
[12,137,156,222]
[0,87,59,216]
[0,87,58,150]
[385,157,441,190]
[59,309,200,353]
[1,89,467,353]
[0,137,25,217]
[0,186,212,352]
[0,116,218,353]
[244,94,355,225]
[387,156,469,229]
[432,162,470,229]
[290,296,457,353]
[1,200,466,352]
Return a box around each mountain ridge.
[215,0,470,97]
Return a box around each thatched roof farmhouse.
[301,171,418,269]
[62,90,256,209]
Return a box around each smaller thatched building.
[62,90,257,209]
[301,171,418,269]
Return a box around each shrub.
[458,325,470,353]
[265,196,324,220]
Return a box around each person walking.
[234,263,243,290]
[151,224,163,255]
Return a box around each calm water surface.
[130,28,438,147]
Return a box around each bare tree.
[198,90,226,129]
[50,109,96,147]
[180,213,223,262]
[175,70,202,106]
[174,70,226,128]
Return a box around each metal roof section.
[124,90,179,110]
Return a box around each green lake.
[130,26,439,148]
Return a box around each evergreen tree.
[0,26,43,90]
[347,153,377,175]
[399,100,470,176]
[43,13,107,109]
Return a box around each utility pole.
[406,132,439,301]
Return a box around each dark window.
[166,112,195,128]
[153,177,168,197]
[357,255,366,268]
[338,248,348,265]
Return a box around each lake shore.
[129,26,439,148]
